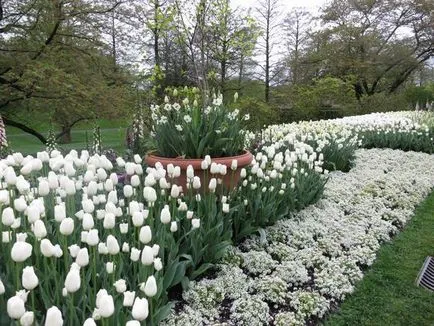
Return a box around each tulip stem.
[15,262,20,290]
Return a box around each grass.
[325,190,434,326]
[5,119,128,155]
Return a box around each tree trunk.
[59,125,72,144]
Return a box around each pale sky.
[231,0,327,13]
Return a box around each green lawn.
[6,119,128,155]
[325,191,434,326]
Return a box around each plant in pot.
[144,91,253,192]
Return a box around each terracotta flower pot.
[145,150,253,192]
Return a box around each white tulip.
[76,248,89,267]
[130,248,141,262]
[119,223,128,234]
[143,275,157,297]
[106,262,115,274]
[83,318,97,326]
[123,185,133,198]
[64,267,81,293]
[22,266,39,290]
[14,197,27,212]
[20,311,34,326]
[40,239,55,257]
[154,258,163,271]
[86,229,99,246]
[125,162,135,175]
[2,207,15,226]
[59,218,74,236]
[103,212,116,229]
[160,205,171,224]
[44,306,63,326]
[82,199,95,214]
[208,178,217,191]
[106,235,120,255]
[192,218,200,229]
[139,226,152,244]
[126,321,141,326]
[131,175,140,187]
[170,221,178,232]
[27,206,40,224]
[123,291,135,307]
[7,295,25,319]
[0,278,5,294]
[192,176,201,189]
[68,244,80,258]
[54,204,66,222]
[132,297,149,321]
[2,231,11,243]
[152,244,160,257]
[82,213,94,230]
[113,279,127,293]
[143,186,157,203]
[132,211,144,227]
[97,293,114,318]
[141,246,154,265]
[122,242,130,253]
[231,159,238,170]
[11,241,32,262]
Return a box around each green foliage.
[235,97,279,131]
[45,128,58,154]
[280,77,359,122]
[404,84,434,108]
[147,94,248,158]
[358,92,409,114]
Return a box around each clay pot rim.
[145,150,253,169]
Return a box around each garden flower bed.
[164,148,434,325]
[0,111,434,325]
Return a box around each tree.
[315,0,434,99]
[255,0,281,102]
[0,0,134,143]
[282,8,313,85]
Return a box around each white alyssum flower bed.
[164,148,434,326]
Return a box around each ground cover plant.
[0,110,434,325]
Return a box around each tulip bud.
[192,176,201,189]
[143,186,157,203]
[231,159,238,170]
[170,184,180,198]
[132,297,149,321]
[141,246,154,265]
[31,220,46,239]
[122,242,130,253]
[14,197,27,212]
[152,244,160,257]
[170,221,178,232]
[22,266,39,290]
[68,244,80,258]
